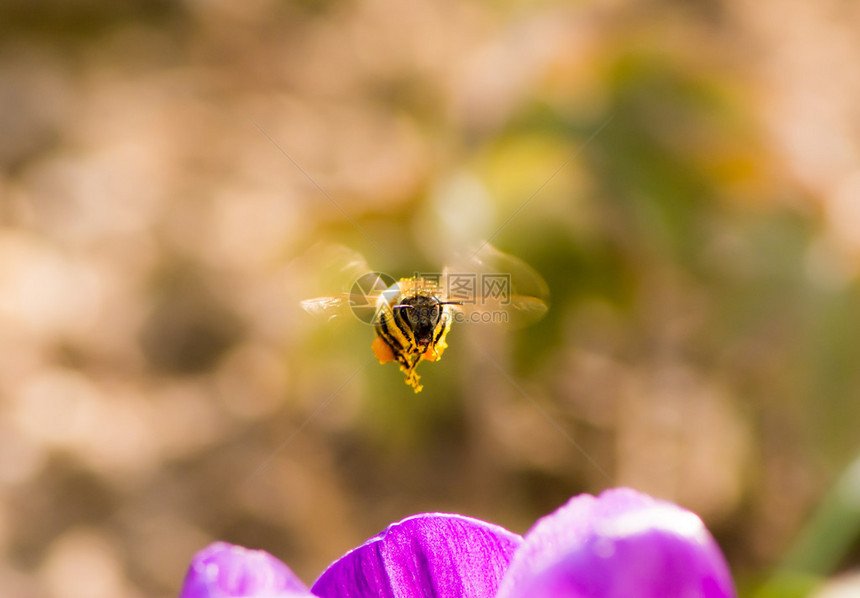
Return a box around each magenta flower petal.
[179,542,316,598]
[311,513,523,598]
[496,488,736,598]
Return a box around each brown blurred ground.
[1,1,860,597]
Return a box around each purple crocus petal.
[179,542,316,598]
[496,488,736,598]
[311,513,523,598]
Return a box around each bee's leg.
[400,352,424,393]
[422,321,452,361]
[422,338,448,361]
[422,345,441,361]
[406,371,423,393]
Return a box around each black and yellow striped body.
[372,278,453,393]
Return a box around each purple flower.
[178,488,736,598]
[496,488,736,598]
[180,542,315,598]
[311,513,522,598]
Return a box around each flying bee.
[368,276,461,392]
[301,243,549,393]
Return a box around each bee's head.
[396,295,442,347]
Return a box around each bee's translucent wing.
[442,242,549,328]
[300,295,353,320]
[313,244,375,291]
[299,244,394,324]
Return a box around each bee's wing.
[301,283,393,324]
[313,244,376,291]
[300,294,354,320]
[299,244,396,324]
[442,242,549,328]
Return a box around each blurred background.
[1,0,860,597]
